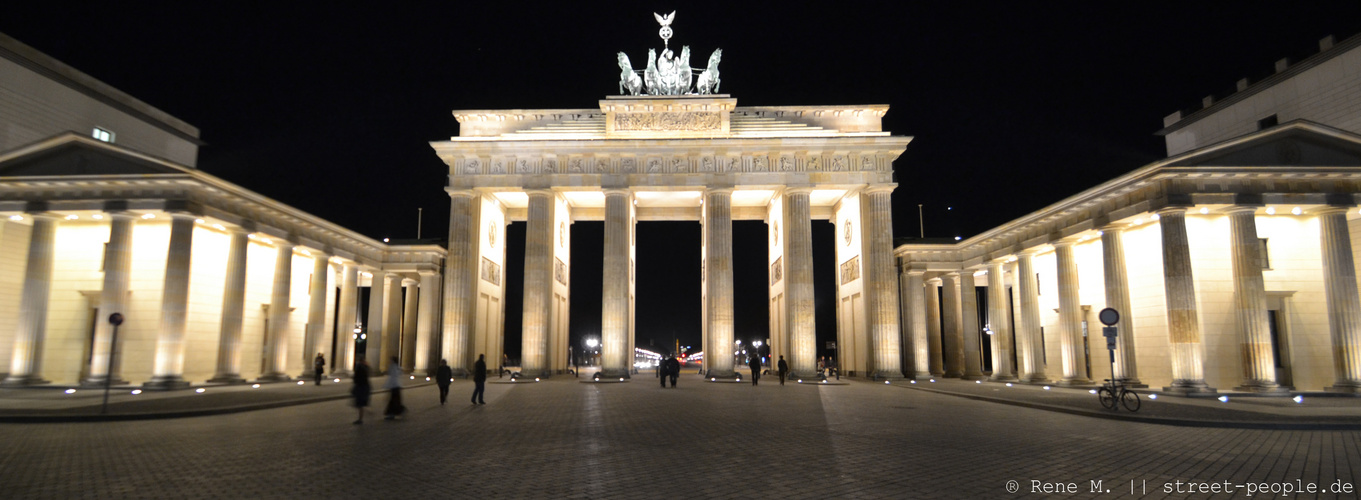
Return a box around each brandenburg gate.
[429,14,912,380]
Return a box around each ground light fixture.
[910,380,916,384]
[195,388,206,394]
[64,388,75,394]
[334,378,341,383]
[297,381,304,385]
[885,380,891,384]
[1089,389,1098,394]
[1042,386,1050,390]
[1293,395,1304,403]
[1218,395,1230,403]
[975,380,981,384]
[130,389,142,395]
[1149,394,1158,400]
[252,384,260,388]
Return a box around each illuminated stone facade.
[432,95,912,378]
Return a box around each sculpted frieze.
[671,157,688,172]
[621,158,637,173]
[779,156,793,172]
[544,158,558,173]
[832,155,847,171]
[752,155,768,171]
[569,158,585,173]
[615,111,721,132]
[464,158,481,174]
[646,158,662,173]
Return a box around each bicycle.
[1097,378,1141,412]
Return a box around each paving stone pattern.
[0,375,1357,499]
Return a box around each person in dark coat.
[313,353,326,386]
[383,356,405,420]
[435,359,453,405]
[351,356,371,425]
[472,354,487,404]
[659,357,668,388]
[748,355,761,386]
[777,355,789,386]
[665,356,680,388]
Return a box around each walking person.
[351,356,371,425]
[471,354,487,405]
[383,356,405,420]
[313,352,326,386]
[659,356,669,388]
[435,359,453,405]
[777,355,788,386]
[665,355,680,388]
[748,355,761,386]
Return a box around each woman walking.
[351,356,371,424]
[383,356,406,420]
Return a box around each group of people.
[657,355,682,387]
[745,355,790,386]
[349,353,489,424]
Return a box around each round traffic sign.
[1098,307,1119,326]
[108,313,124,326]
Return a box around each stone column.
[82,212,134,387]
[1158,208,1214,394]
[1100,227,1140,385]
[401,278,419,373]
[333,264,359,375]
[600,189,632,378]
[520,190,554,378]
[414,272,441,376]
[146,213,196,389]
[443,191,479,375]
[3,213,58,386]
[704,187,735,378]
[1054,240,1092,386]
[1016,251,1049,383]
[784,188,817,377]
[1227,207,1284,391]
[986,261,1016,381]
[301,253,331,379]
[925,277,943,376]
[364,271,387,371]
[941,273,964,378]
[1318,207,1361,393]
[960,272,985,379]
[209,228,249,383]
[259,242,295,381]
[905,270,932,378]
[382,273,402,372]
[861,185,903,378]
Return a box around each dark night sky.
[4,2,1360,358]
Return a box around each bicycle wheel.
[1097,387,1117,410]
[1121,389,1141,412]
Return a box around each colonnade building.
[0,33,446,388]
[896,34,1361,393]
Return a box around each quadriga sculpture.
[696,48,722,94]
[617,52,642,96]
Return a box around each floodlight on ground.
[409,376,414,380]
[64,388,75,394]
[1218,396,1230,403]
[334,378,340,383]
[929,379,935,383]
[711,378,716,381]
[252,384,260,388]
[425,377,431,381]
[910,380,916,384]
[1089,389,1097,394]
[1006,383,1013,387]
[297,381,304,385]
[1042,386,1050,390]
[885,381,890,384]
[1293,395,1303,403]
[797,379,802,383]
[535,378,540,382]
[1149,394,1158,400]
[195,388,206,393]
[619,378,624,382]
[130,389,142,395]
[975,380,981,384]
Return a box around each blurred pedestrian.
[383,356,405,420]
[313,352,326,386]
[659,357,668,388]
[748,355,761,386]
[435,359,453,405]
[351,356,370,425]
[665,355,680,388]
[777,355,788,386]
[472,354,487,404]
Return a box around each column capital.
[863,183,897,195]
[1053,238,1078,249]
[782,186,815,197]
[987,257,1012,267]
[525,188,554,198]
[602,187,631,197]
[1154,206,1188,217]
[402,278,419,287]
[1223,205,1259,215]
[23,212,61,222]
[165,212,199,222]
[704,186,735,196]
[1017,247,1043,257]
[1098,222,1125,233]
[446,188,479,199]
[1315,206,1352,216]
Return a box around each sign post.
[100,312,124,415]
[1098,308,1120,384]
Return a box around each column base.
[142,376,192,390]
[207,375,247,384]
[1019,375,1050,384]
[870,371,908,381]
[0,374,50,387]
[79,376,127,388]
[255,373,292,382]
[961,374,989,381]
[1161,382,1218,396]
[1324,383,1361,394]
[1233,383,1293,395]
[1119,378,1148,388]
[1056,377,1094,386]
[988,374,1018,382]
[943,371,963,378]
[703,369,737,380]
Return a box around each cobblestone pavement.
[0,374,1357,499]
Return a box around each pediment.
[1171,125,1361,168]
[0,141,187,177]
